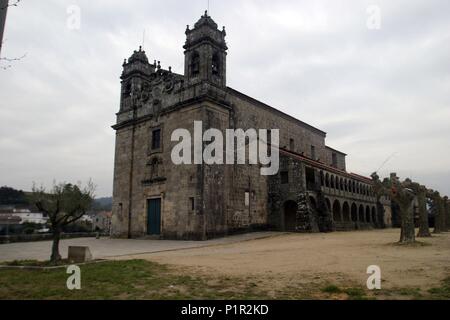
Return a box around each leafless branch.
[1,0,22,11]
[0,52,26,61]
[0,52,26,69]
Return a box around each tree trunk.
[442,200,449,232]
[417,192,431,237]
[445,200,450,230]
[51,229,62,264]
[376,200,386,229]
[433,198,444,234]
[399,202,415,244]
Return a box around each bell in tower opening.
[184,11,227,87]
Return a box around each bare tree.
[431,191,445,234]
[372,173,416,244]
[0,0,9,56]
[408,182,431,238]
[445,196,450,230]
[370,172,386,228]
[30,181,95,264]
[394,177,416,243]
[1,0,25,68]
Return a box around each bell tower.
[184,11,227,87]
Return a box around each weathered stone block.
[68,246,93,263]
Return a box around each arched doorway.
[325,198,332,213]
[343,202,350,222]
[372,207,377,224]
[333,200,341,222]
[309,197,317,212]
[284,200,298,232]
[359,205,365,222]
[351,203,358,222]
[366,206,371,223]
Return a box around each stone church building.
[111,12,389,240]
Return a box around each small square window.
[151,129,161,150]
[281,171,289,184]
[189,197,195,211]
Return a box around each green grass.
[0,260,448,300]
[343,287,367,300]
[320,284,369,299]
[321,285,342,294]
[1,259,71,267]
[428,277,450,299]
[0,260,269,300]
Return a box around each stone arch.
[352,181,356,193]
[372,207,377,224]
[366,206,371,222]
[340,178,344,191]
[330,175,335,189]
[283,200,298,232]
[325,198,332,212]
[359,204,365,222]
[343,202,350,222]
[212,51,221,75]
[309,196,317,211]
[351,203,358,222]
[191,51,200,76]
[344,179,348,192]
[320,171,324,186]
[333,200,341,222]
[325,173,330,188]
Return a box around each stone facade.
[111,12,384,240]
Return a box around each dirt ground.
[115,229,450,292]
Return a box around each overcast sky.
[0,0,449,197]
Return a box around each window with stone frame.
[151,128,161,151]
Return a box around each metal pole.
[0,0,9,56]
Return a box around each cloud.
[0,0,449,196]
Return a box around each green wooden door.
[147,198,161,235]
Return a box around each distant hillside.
[93,197,112,211]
